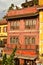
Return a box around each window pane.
[14,21,16,27]
[25,19,36,29]
[30,38,32,44]
[25,38,28,44]
[10,37,18,44]
[29,20,32,26]
[10,22,13,26]
[25,37,30,44]
[10,22,14,30]
[25,20,28,26]
[33,19,36,25]
[3,27,7,32]
[10,21,19,30]
[10,37,13,43]
[17,21,19,27]
[16,37,18,43]
[25,36,35,44]
[13,37,15,43]
[32,19,36,28]
[32,37,35,43]
[0,27,1,32]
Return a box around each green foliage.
[2,47,17,65]
[8,47,17,65]
[33,0,38,5]
[2,54,7,65]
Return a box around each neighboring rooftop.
[0,19,7,25]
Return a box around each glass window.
[25,19,36,29]
[10,36,19,44]
[3,26,7,32]
[0,27,1,32]
[0,53,2,57]
[32,19,36,28]
[25,36,35,44]
[10,20,19,30]
[0,40,5,47]
[25,37,30,44]
[32,37,35,43]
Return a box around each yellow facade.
[39,12,43,59]
[0,24,7,61]
[39,0,43,59]
[0,25,7,40]
[39,0,43,5]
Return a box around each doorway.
[14,58,20,65]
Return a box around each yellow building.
[39,0,43,63]
[0,19,7,61]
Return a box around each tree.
[9,47,17,65]
[33,0,38,5]
[2,46,17,65]
[2,54,7,65]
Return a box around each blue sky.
[0,0,31,19]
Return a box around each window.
[25,36,35,44]
[25,37,30,44]
[3,26,7,32]
[0,53,2,57]
[32,37,35,43]
[0,40,5,47]
[10,20,19,30]
[32,19,36,28]
[10,36,19,44]
[0,50,2,57]
[0,27,1,32]
[25,19,36,29]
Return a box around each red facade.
[4,6,39,65]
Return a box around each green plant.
[33,0,38,5]
[2,47,17,65]
[2,54,7,65]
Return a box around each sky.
[0,0,31,19]
[0,0,25,11]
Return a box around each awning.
[15,55,37,60]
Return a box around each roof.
[6,6,38,19]
[37,5,43,10]
[0,19,7,25]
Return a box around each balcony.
[0,39,7,47]
[5,44,39,52]
[4,44,39,56]
[17,44,39,50]
[0,41,7,47]
[15,44,39,57]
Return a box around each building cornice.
[6,12,38,20]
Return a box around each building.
[0,19,7,60]
[3,4,39,65]
[3,0,43,65]
[38,0,43,64]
